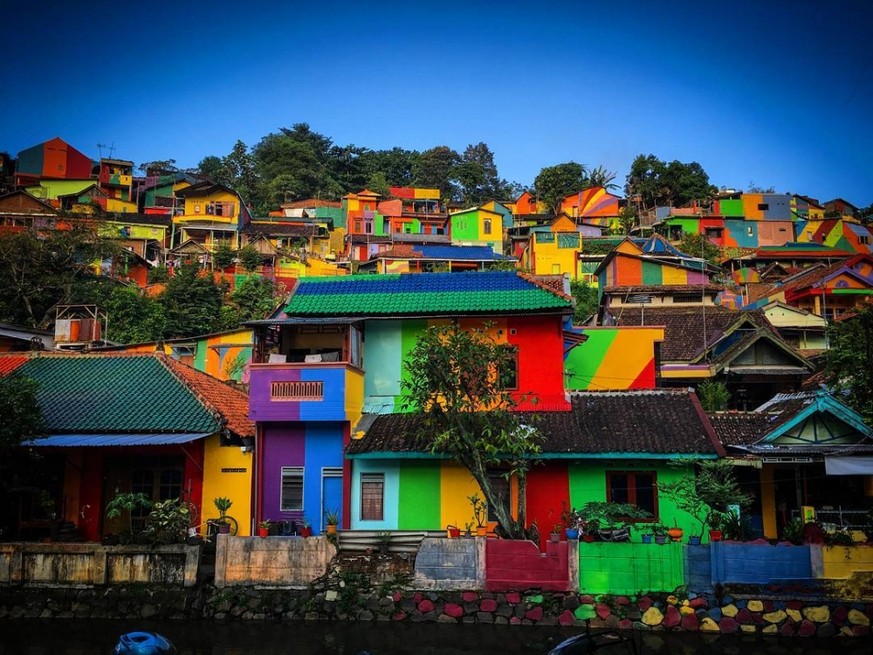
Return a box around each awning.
[825,456,873,475]
[24,433,212,447]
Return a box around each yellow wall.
[820,545,873,579]
[201,434,253,536]
[345,367,364,427]
[106,198,138,213]
[440,463,482,530]
[760,466,777,539]
[180,190,240,224]
[532,232,580,276]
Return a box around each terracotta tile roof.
[281,199,342,209]
[245,223,321,238]
[0,354,29,376]
[348,389,722,457]
[161,357,254,438]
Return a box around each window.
[483,219,492,235]
[361,473,384,520]
[557,233,579,249]
[747,226,754,236]
[486,471,510,522]
[758,203,769,211]
[607,471,657,518]
[859,235,870,245]
[704,227,723,238]
[354,220,362,233]
[281,467,304,511]
[364,221,373,234]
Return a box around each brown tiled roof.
[706,412,776,446]
[517,273,573,301]
[348,390,722,457]
[161,356,254,438]
[245,223,321,238]
[609,306,771,361]
[744,282,778,303]
[281,199,342,209]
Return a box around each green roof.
[16,354,220,434]
[283,272,571,317]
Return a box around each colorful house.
[343,189,385,236]
[563,326,664,391]
[513,191,546,216]
[777,254,873,320]
[560,187,622,231]
[172,181,251,251]
[0,190,58,233]
[378,187,448,236]
[358,243,513,273]
[14,137,93,188]
[347,389,724,549]
[795,218,873,254]
[448,206,506,253]
[96,158,137,213]
[710,390,873,540]
[1,352,254,541]
[246,272,574,533]
[611,305,812,408]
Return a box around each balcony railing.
[249,362,363,422]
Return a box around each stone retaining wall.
[214,535,335,587]
[1,584,870,637]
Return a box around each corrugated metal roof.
[24,432,212,447]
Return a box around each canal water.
[1,620,871,655]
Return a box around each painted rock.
[797,620,817,637]
[505,592,521,604]
[719,617,739,633]
[595,603,611,620]
[558,610,576,626]
[763,610,787,624]
[802,605,830,623]
[417,599,434,613]
[574,604,596,621]
[663,605,681,629]
[462,592,478,603]
[443,603,464,619]
[786,609,802,623]
[746,600,764,612]
[480,598,498,613]
[721,604,738,618]
[637,597,653,612]
[848,609,870,626]
[524,606,543,622]
[680,613,699,631]
[641,606,663,626]
[831,605,847,625]
[699,617,720,632]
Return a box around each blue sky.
[2,1,871,206]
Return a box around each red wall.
[508,315,569,409]
[485,539,569,591]
[526,463,570,550]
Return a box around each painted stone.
[848,609,870,626]
[762,624,778,634]
[574,604,596,621]
[797,620,817,637]
[779,621,796,637]
[579,595,594,605]
[840,626,854,637]
[699,617,719,632]
[746,600,764,612]
[595,604,611,620]
[510,616,522,625]
[393,592,401,602]
[480,599,498,613]
[666,595,679,605]
[786,609,802,623]
[786,600,803,610]
[525,606,543,622]
[663,606,681,628]
[505,592,521,604]
[414,593,423,602]
[852,625,870,636]
[637,597,653,612]
[740,625,756,633]
[831,605,847,625]
[524,594,543,604]
[721,604,738,618]
[816,623,836,638]
[325,590,338,602]
[689,597,708,609]
[679,606,694,616]
[641,607,663,626]
[615,596,631,606]
[558,610,576,626]
[443,603,464,619]
[418,599,434,613]
[802,605,830,623]
[392,611,406,621]
[719,617,738,633]
[680,614,699,631]
[763,610,787,624]
[708,608,722,622]
[619,618,633,630]
[735,609,760,624]
[462,592,478,603]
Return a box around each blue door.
[321,468,343,532]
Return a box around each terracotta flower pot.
[258,528,269,538]
[476,526,488,537]
[668,528,683,542]
[300,526,312,537]
[446,525,460,539]
[709,529,723,542]
[550,532,561,543]
[327,524,337,535]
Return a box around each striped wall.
[564,327,662,391]
[599,253,708,288]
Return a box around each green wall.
[398,462,442,529]
[578,542,685,595]
[719,199,744,217]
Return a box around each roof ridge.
[516,272,573,301]
[155,353,227,431]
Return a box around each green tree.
[160,263,225,338]
[401,323,542,540]
[587,165,618,190]
[697,380,731,411]
[825,305,873,422]
[625,154,667,211]
[533,162,587,214]
[224,276,281,326]
[138,159,178,175]
[104,286,166,344]
[414,146,461,201]
[679,232,722,265]
[213,241,236,270]
[615,206,638,235]
[237,245,263,272]
[0,224,119,326]
[570,279,599,323]
[625,154,716,210]
[366,171,391,198]
[0,374,44,452]
[456,142,509,204]
[360,147,419,187]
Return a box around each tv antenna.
[96,142,116,159]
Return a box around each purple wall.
[261,424,305,522]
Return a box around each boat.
[114,632,177,655]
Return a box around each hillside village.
[1,134,872,594]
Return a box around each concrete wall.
[579,542,685,595]
[709,542,812,584]
[413,537,484,590]
[214,535,335,587]
[0,543,199,587]
[485,539,570,592]
[812,545,873,579]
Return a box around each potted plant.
[640,530,653,544]
[575,501,651,542]
[667,519,684,542]
[105,492,152,545]
[446,524,461,539]
[299,518,312,537]
[658,459,752,544]
[468,493,488,536]
[550,522,562,542]
[213,497,233,534]
[324,509,340,535]
[562,503,581,540]
[464,521,474,537]
[651,523,668,545]
[258,520,270,538]
[144,498,193,545]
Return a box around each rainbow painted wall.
[564,327,663,391]
[599,251,709,288]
